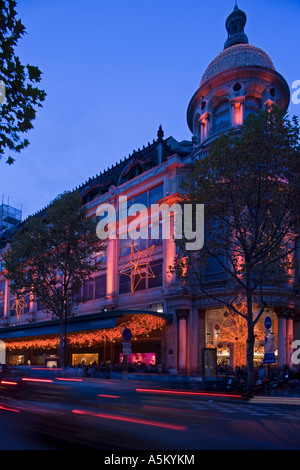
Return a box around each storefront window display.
[206,307,278,371]
[119,352,156,367]
[72,353,99,366]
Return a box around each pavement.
[249,395,300,405]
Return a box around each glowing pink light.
[98,394,120,399]
[136,388,242,399]
[0,380,18,386]
[72,409,186,431]
[0,405,20,413]
[55,378,83,382]
[21,378,54,383]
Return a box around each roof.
[200,43,276,87]
[3,128,192,236]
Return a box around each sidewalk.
[249,395,300,405]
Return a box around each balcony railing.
[209,121,232,138]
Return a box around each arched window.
[244,96,261,120]
[213,101,230,128]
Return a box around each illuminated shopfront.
[0,5,299,376]
[2,312,170,367]
[206,308,278,369]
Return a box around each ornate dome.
[186,5,290,139]
[200,43,276,87]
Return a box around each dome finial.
[224,4,249,50]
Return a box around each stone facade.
[0,6,298,374]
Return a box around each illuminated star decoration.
[120,244,156,292]
[11,297,27,320]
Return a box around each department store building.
[0,5,299,374]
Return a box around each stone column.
[286,310,294,367]
[198,309,206,375]
[277,313,287,367]
[176,309,189,374]
[106,237,117,302]
[4,279,10,319]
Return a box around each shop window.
[206,309,278,371]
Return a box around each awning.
[0,309,172,341]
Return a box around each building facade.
[0,5,299,374]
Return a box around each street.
[1,372,300,451]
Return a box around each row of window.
[119,184,164,220]
[0,256,164,318]
[213,97,261,128]
[73,274,107,303]
[119,259,163,294]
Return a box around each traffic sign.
[122,327,132,342]
[123,342,132,355]
[263,332,276,364]
[264,316,272,330]
[263,353,276,364]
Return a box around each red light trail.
[72,409,187,431]
[136,388,242,399]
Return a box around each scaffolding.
[0,203,22,244]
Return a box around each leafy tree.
[173,107,300,392]
[3,190,106,368]
[0,0,46,164]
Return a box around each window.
[150,218,163,247]
[37,299,46,312]
[10,294,30,317]
[149,184,163,206]
[133,274,146,292]
[119,258,163,294]
[119,184,164,219]
[120,233,148,257]
[244,96,260,120]
[214,101,230,128]
[205,256,227,281]
[73,274,107,303]
[95,275,106,299]
[119,273,132,294]
[82,280,94,302]
[148,259,163,288]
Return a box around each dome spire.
[224,4,249,50]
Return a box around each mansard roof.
[9,127,192,234]
[76,127,191,205]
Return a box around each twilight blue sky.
[1,0,300,219]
